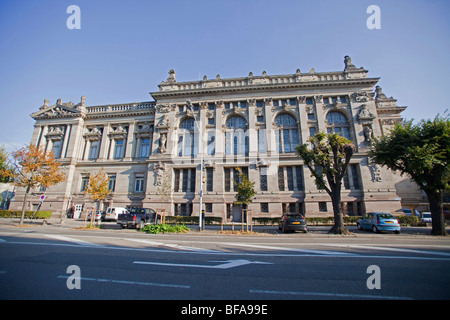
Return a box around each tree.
[0,145,14,183]
[234,167,256,224]
[1,145,65,226]
[369,115,450,236]
[296,132,355,234]
[84,168,110,226]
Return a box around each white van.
[105,207,129,221]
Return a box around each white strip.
[124,238,219,253]
[45,234,103,247]
[249,289,413,300]
[57,275,190,289]
[323,244,450,257]
[222,242,354,255]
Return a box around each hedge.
[253,215,419,226]
[0,210,53,219]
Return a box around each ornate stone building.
[11,56,421,220]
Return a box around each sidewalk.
[0,217,448,238]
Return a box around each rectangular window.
[260,203,269,213]
[173,169,180,192]
[140,138,150,158]
[224,168,231,192]
[182,169,189,192]
[52,140,62,159]
[80,175,89,192]
[295,166,304,191]
[205,203,212,213]
[351,165,360,189]
[258,129,267,153]
[207,130,215,156]
[319,202,328,212]
[278,167,285,191]
[88,141,100,160]
[114,140,124,159]
[135,176,144,192]
[206,167,213,192]
[108,174,116,192]
[286,166,294,191]
[260,167,268,191]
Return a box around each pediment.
[31,104,82,119]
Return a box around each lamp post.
[186,99,204,231]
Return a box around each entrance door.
[74,204,83,219]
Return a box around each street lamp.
[185,99,204,231]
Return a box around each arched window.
[225,115,248,156]
[274,113,299,153]
[178,117,197,157]
[326,111,351,140]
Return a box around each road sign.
[40,195,45,202]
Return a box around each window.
[274,113,299,153]
[52,140,62,159]
[319,202,328,212]
[80,175,89,192]
[205,203,213,213]
[278,166,304,191]
[174,168,196,192]
[114,139,124,159]
[260,167,268,191]
[326,111,351,140]
[140,138,151,158]
[178,118,197,157]
[260,203,269,213]
[224,167,248,192]
[207,130,215,156]
[108,174,116,192]
[258,129,267,153]
[88,141,100,160]
[206,167,213,192]
[135,175,144,192]
[225,116,248,156]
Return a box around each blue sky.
[0,0,449,152]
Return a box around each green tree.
[369,115,450,236]
[234,167,256,223]
[296,132,355,234]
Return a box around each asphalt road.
[1,219,450,303]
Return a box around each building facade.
[11,56,422,220]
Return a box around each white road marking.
[249,289,413,300]
[322,244,450,257]
[44,234,104,247]
[57,275,190,289]
[221,242,354,255]
[123,238,220,253]
[133,259,272,269]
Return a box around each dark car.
[278,213,308,233]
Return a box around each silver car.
[357,212,401,234]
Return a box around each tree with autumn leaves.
[0,145,65,226]
[84,168,110,227]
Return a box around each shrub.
[140,224,190,234]
[0,210,52,219]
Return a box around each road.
[1,220,450,302]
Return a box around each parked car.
[357,212,401,234]
[117,207,157,229]
[278,213,308,233]
[87,210,105,221]
[105,207,129,221]
[419,212,432,224]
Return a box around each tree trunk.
[427,190,447,236]
[328,188,350,235]
[19,186,31,226]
